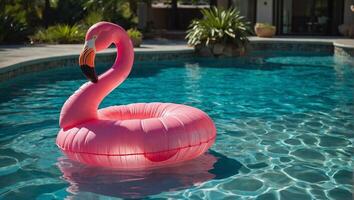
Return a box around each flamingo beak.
[79,38,98,83]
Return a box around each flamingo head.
[79,22,116,83]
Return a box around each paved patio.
[0,37,353,70]
[0,39,192,70]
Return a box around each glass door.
[281,0,331,35]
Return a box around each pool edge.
[1,40,353,83]
[0,49,195,82]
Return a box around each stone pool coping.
[0,40,194,82]
[249,37,354,57]
[0,37,353,82]
[0,40,193,72]
[333,39,354,58]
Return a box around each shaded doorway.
[275,0,344,35]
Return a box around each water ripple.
[0,53,353,199]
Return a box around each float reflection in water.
[57,150,242,199]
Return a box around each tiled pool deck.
[249,37,354,57]
[0,37,353,82]
[0,40,193,69]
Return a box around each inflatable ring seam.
[57,135,216,157]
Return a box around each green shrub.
[186,7,251,47]
[31,24,85,44]
[82,12,103,28]
[83,0,137,29]
[0,0,139,44]
[127,28,142,40]
[127,28,143,47]
[0,14,29,44]
[0,2,32,44]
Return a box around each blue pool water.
[0,52,353,199]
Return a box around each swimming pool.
[0,52,353,199]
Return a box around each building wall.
[231,0,248,16]
[344,0,354,25]
[150,7,204,30]
[256,0,273,24]
[217,0,229,9]
[231,0,257,25]
[282,0,292,33]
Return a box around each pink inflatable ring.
[56,22,216,169]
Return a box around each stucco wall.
[256,0,273,24]
[344,0,354,25]
[231,0,257,25]
[231,0,249,18]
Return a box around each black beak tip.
[91,78,98,83]
[80,65,98,83]
[89,77,98,83]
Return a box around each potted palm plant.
[186,7,251,57]
[254,23,276,38]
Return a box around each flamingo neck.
[59,34,134,129]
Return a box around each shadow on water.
[57,150,242,199]
[0,58,282,101]
[3,50,329,92]
[0,63,167,104]
[0,52,336,104]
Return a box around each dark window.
[279,0,343,35]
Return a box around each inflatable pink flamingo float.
[56,22,216,169]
